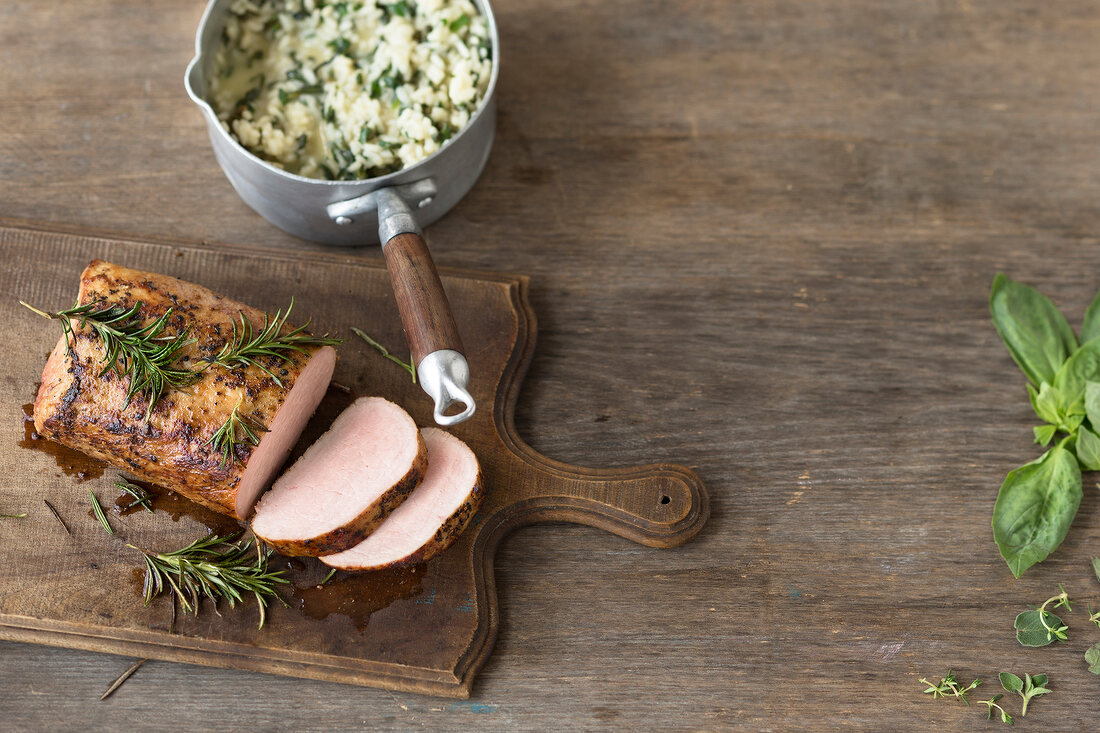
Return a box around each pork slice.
[33,260,336,519]
[250,396,427,557]
[320,427,483,571]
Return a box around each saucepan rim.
[185,0,501,190]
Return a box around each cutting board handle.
[486,444,709,548]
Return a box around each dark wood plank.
[3,0,1100,728]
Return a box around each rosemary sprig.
[351,327,416,383]
[89,489,114,535]
[22,299,200,420]
[115,477,153,513]
[204,399,269,467]
[206,298,341,385]
[127,533,288,629]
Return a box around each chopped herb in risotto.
[210,0,492,180]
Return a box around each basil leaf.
[1054,338,1100,407]
[1077,426,1100,470]
[990,273,1078,386]
[992,442,1082,577]
[1031,383,1065,425]
[1033,424,1057,446]
[1085,382,1100,427]
[1083,288,1100,344]
[1087,643,1100,674]
[1014,609,1063,646]
[998,672,1023,692]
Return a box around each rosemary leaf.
[115,477,154,513]
[321,568,337,585]
[43,499,71,534]
[89,489,114,535]
[127,533,289,630]
[207,297,341,385]
[98,658,147,702]
[0,512,26,518]
[351,327,416,383]
[204,399,269,467]
[21,299,201,420]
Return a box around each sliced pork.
[250,396,427,557]
[33,260,336,519]
[320,427,483,571]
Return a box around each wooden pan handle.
[383,232,464,364]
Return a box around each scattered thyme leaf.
[1000,672,1050,716]
[1086,643,1100,674]
[1015,586,1071,646]
[1015,609,1066,647]
[1088,603,1100,630]
[919,670,981,705]
[978,695,1013,725]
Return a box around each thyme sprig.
[206,298,341,385]
[978,695,1013,725]
[919,670,982,705]
[22,299,199,420]
[1087,603,1100,630]
[127,533,288,629]
[351,327,416,383]
[1037,585,1072,641]
[115,478,153,513]
[204,398,269,467]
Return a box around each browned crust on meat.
[33,260,326,517]
[256,431,429,557]
[334,466,485,572]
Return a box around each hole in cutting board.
[659,495,671,505]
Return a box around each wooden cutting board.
[0,223,708,698]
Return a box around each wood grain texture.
[383,232,465,364]
[3,0,1100,729]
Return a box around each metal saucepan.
[184,0,500,426]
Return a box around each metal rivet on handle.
[418,197,434,208]
[335,216,352,226]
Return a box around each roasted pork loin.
[33,260,336,519]
[321,427,483,571]
[250,396,427,556]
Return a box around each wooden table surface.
[3,0,1100,729]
